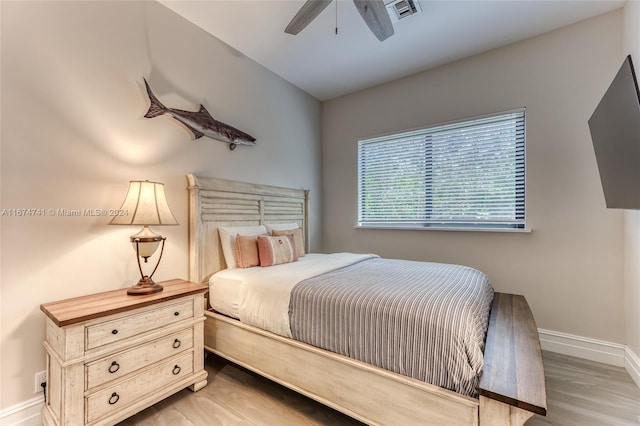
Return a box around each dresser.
[40,279,209,426]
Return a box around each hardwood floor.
[118,351,640,426]
[527,352,640,426]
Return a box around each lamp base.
[127,276,163,295]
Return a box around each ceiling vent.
[385,0,422,23]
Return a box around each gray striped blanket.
[289,258,494,397]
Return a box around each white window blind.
[358,110,525,229]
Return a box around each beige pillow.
[265,222,300,232]
[272,227,305,258]
[257,235,298,267]
[218,225,267,269]
[235,234,265,268]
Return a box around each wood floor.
[118,351,640,426]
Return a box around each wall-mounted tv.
[588,54,640,209]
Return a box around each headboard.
[187,174,310,283]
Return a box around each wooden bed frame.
[187,174,546,426]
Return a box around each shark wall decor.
[143,79,256,150]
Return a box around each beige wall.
[1,0,636,413]
[322,11,625,343]
[0,1,322,409]
[623,0,640,361]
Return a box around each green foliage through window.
[357,110,525,229]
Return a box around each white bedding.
[208,253,377,337]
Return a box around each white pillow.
[218,225,267,269]
[265,222,300,232]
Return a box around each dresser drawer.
[85,351,194,424]
[41,280,208,426]
[85,327,194,390]
[85,299,194,350]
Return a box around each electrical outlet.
[35,370,46,394]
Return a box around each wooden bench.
[479,292,547,425]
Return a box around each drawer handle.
[108,392,120,405]
[172,365,181,375]
[173,339,181,349]
[108,361,120,374]
[174,311,180,316]
[111,329,118,335]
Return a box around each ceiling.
[160,0,624,101]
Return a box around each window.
[357,110,525,230]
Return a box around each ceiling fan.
[285,0,394,42]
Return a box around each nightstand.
[40,279,208,426]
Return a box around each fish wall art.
[143,79,256,150]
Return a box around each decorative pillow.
[272,227,305,258]
[218,225,267,269]
[265,222,300,233]
[257,235,298,267]
[235,234,265,268]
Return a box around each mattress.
[208,253,494,397]
[209,253,375,332]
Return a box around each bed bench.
[480,292,547,425]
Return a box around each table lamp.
[110,180,178,295]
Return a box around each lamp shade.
[109,180,178,226]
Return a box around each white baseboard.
[2,330,638,424]
[0,396,43,426]
[538,328,626,367]
[538,328,640,389]
[625,345,640,389]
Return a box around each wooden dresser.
[40,279,208,426]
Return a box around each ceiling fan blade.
[353,0,394,41]
[285,0,334,35]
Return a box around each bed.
[187,174,546,426]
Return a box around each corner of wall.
[623,0,640,372]
[626,345,640,389]
[624,210,640,357]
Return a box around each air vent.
[385,0,422,23]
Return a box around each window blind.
[358,110,525,229]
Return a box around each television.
[588,54,640,209]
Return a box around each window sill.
[355,225,532,233]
